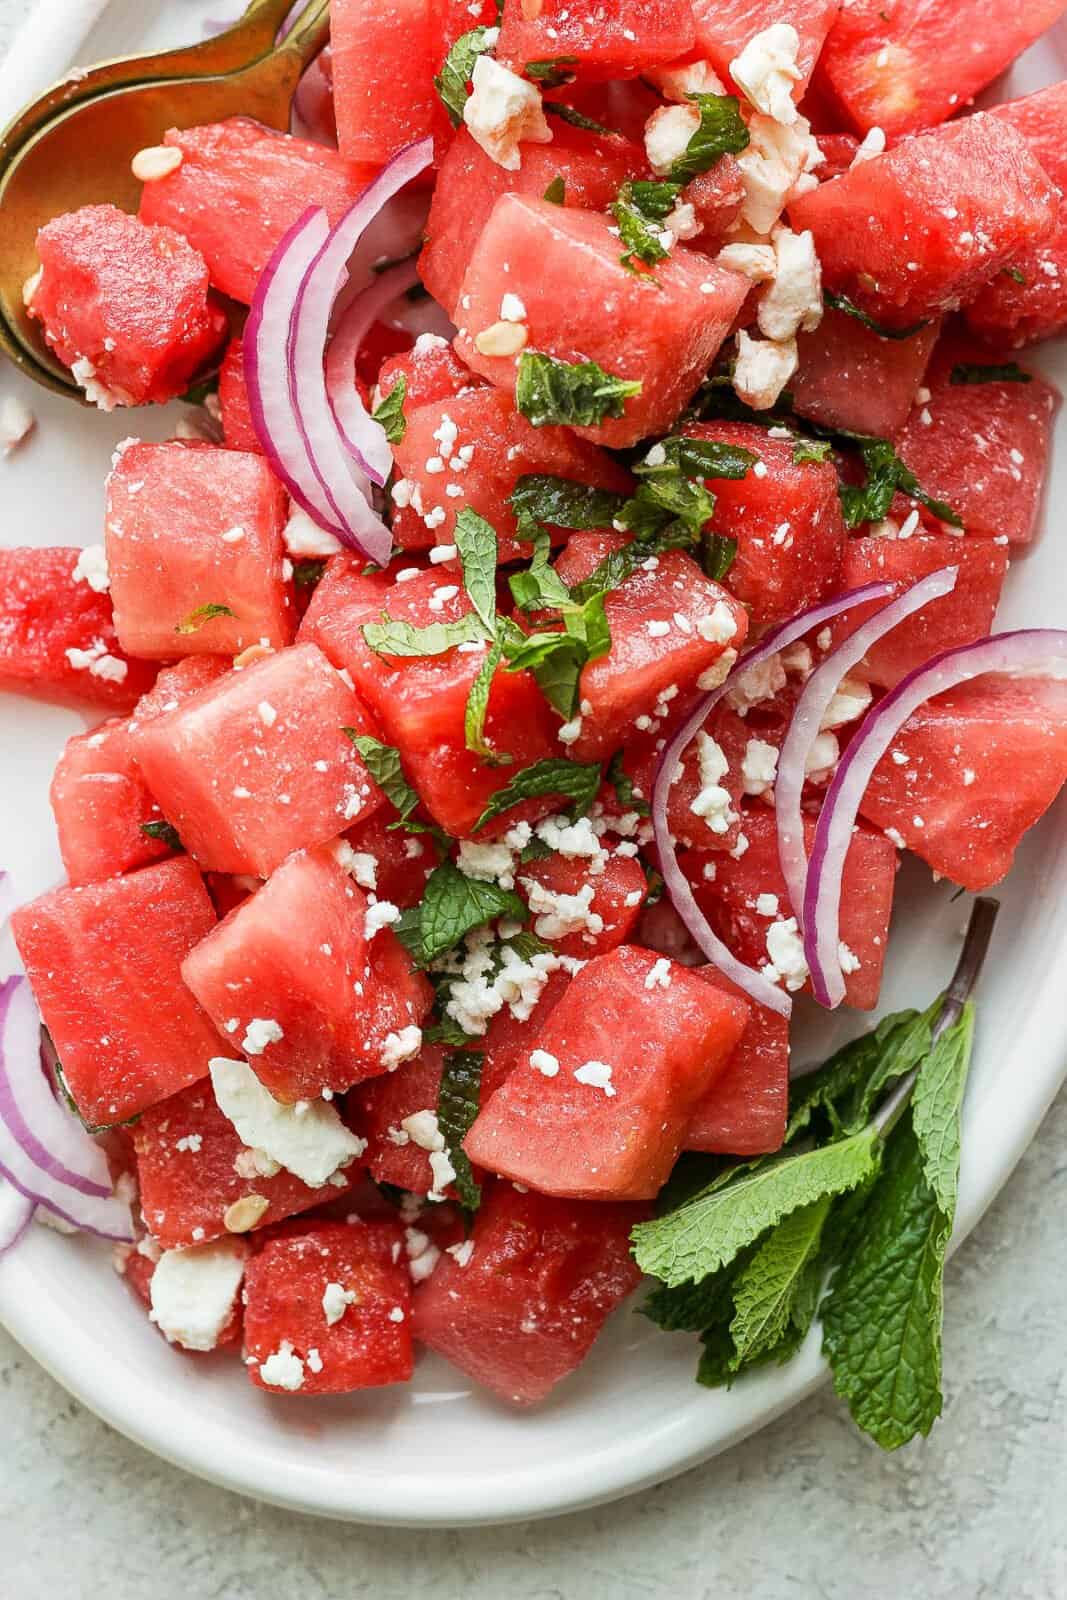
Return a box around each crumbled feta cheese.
[428,1147,457,1197]
[241,1018,284,1056]
[664,200,701,243]
[401,1108,446,1152]
[574,1059,616,1096]
[457,838,517,890]
[148,1237,247,1352]
[70,355,129,411]
[463,56,552,171]
[838,942,861,974]
[530,1048,560,1077]
[282,504,343,557]
[820,675,872,731]
[258,1340,305,1391]
[499,292,527,322]
[755,893,779,917]
[728,653,786,713]
[735,112,823,235]
[557,716,583,745]
[732,328,798,411]
[647,618,671,638]
[322,1280,356,1325]
[429,543,458,564]
[446,1238,475,1268]
[690,732,736,836]
[645,58,727,102]
[758,227,822,342]
[851,126,886,167]
[257,699,277,728]
[804,730,840,782]
[0,394,35,456]
[645,957,672,991]
[364,899,401,938]
[697,648,738,691]
[696,600,739,644]
[71,544,109,592]
[730,23,803,125]
[64,637,128,683]
[764,917,809,991]
[741,737,779,797]
[233,1146,281,1180]
[716,242,777,282]
[210,1058,365,1188]
[380,1025,423,1071]
[521,877,604,942]
[644,103,701,176]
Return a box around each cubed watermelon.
[858,676,1067,891]
[244,1221,413,1394]
[27,204,226,407]
[134,1079,362,1249]
[132,653,233,720]
[218,336,260,452]
[342,808,437,908]
[391,387,632,558]
[967,84,1067,347]
[684,158,746,251]
[376,336,475,416]
[129,642,387,876]
[692,0,839,99]
[543,77,663,144]
[421,123,646,317]
[351,1041,449,1193]
[791,309,940,438]
[182,845,432,1101]
[478,967,574,1102]
[455,195,750,447]
[464,945,750,1199]
[497,0,695,79]
[520,846,648,958]
[787,114,1060,330]
[683,421,846,625]
[331,0,437,166]
[828,534,1009,688]
[412,1182,645,1404]
[895,335,1057,546]
[612,698,754,854]
[105,440,292,658]
[0,546,155,712]
[814,0,1067,139]
[50,718,171,886]
[552,531,749,760]
[138,118,379,305]
[12,857,221,1127]
[686,967,790,1155]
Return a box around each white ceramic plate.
[1,0,1066,1529]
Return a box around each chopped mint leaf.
[362,611,488,657]
[612,180,679,270]
[727,1194,832,1369]
[669,93,749,184]
[543,101,614,135]
[424,1016,484,1049]
[1003,265,1027,285]
[344,732,426,832]
[606,750,650,816]
[464,634,511,765]
[180,375,219,406]
[175,602,235,635]
[502,586,610,718]
[785,1005,935,1144]
[824,290,932,341]
[291,558,327,591]
[508,525,574,612]
[472,756,602,832]
[524,56,578,87]
[139,820,183,851]
[568,521,697,604]
[949,361,1033,386]
[510,473,627,533]
[453,507,499,636]
[395,860,527,967]
[821,1119,950,1450]
[702,532,737,581]
[518,834,553,863]
[543,175,566,204]
[793,438,833,466]
[437,1049,485,1209]
[434,26,496,127]
[641,1267,739,1333]
[634,436,758,483]
[910,1001,975,1216]
[611,434,756,548]
[516,351,642,429]
[372,373,407,444]
[839,436,962,529]
[629,179,685,219]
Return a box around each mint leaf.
[503,627,586,718]
[395,861,526,967]
[434,26,495,126]
[1003,264,1027,285]
[702,533,737,581]
[786,1006,934,1143]
[516,351,641,429]
[606,750,650,816]
[175,602,234,635]
[728,1194,831,1368]
[543,101,614,136]
[635,436,758,484]
[824,290,932,341]
[612,180,676,269]
[821,1119,949,1450]
[508,525,574,612]
[372,373,407,444]
[910,1001,975,1216]
[949,362,1032,386]
[464,634,511,765]
[543,175,566,204]
[345,733,425,832]
[640,1266,739,1333]
[510,473,627,532]
[631,1126,881,1287]
[793,438,833,466]
[472,756,601,831]
[362,612,488,657]
[139,820,182,850]
[291,558,327,591]
[568,521,698,604]
[437,1049,484,1209]
[453,507,498,636]
[839,437,962,529]
[524,55,577,87]
[424,1016,484,1049]
[669,93,749,184]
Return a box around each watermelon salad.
[1,0,1067,1433]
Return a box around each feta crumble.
[730,24,803,125]
[258,1340,306,1391]
[148,1237,247,1352]
[241,1018,284,1056]
[71,543,109,592]
[463,56,552,171]
[210,1058,365,1188]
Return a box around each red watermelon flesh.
[685,967,790,1155]
[478,968,574,1102]
[181,845,432,1101]
[342,809,437,909]
[350,1042,449,1194]
[218,337,261,452]
[376,337,478,414]
[519,848,648,959]
[787,113,1060,330]
[420,123,646,318]
[692,0,839,99]
[497,0,695,80]
[828,534,1009,688]
[132,653,232,720]
[684,159,746,252]
[0,545,155,712]
[858,676,1067,891]
[138,118,379,305]
[28,204,226,407]
[543,78,663,145]
[331,0,436,166]
[463,945,750,1200]
[683,421,847,626]
[967,83,1067,347]
[412,1182,646,1405]
[455,195,750,448]
[812,131,861,181]
[12,857,221,1127]
[134,1081,363,1249]
[814,0,1067,139]
[50,718,171,886]
[791,309,940,439]
[894,335,1057,546]
[105,440,292,658]
[129,642,387,877]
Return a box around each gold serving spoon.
[0,0,330,398]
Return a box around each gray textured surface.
[0,4,1065,1596]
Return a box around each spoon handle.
[271,0,332,71]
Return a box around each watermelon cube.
[791,309,940,439]
[686,807,897,1009]
[375,336,475,415]
[497,0,695,79]
[12,857,221,1127]
[543,77,663,144]
[181,845,432,1101]
[519,847,648,959]
[684,159,746,252]
[138,118,379,305]
[967,84,1067,347]
[27,204,226,408]
[615,699,753,854]
[814,0,1067,139]
[692,0,839,100]
[244,1220,413,1394]
[477,968,574,1101]
[130,642,387,876]
[105,440,292,658]
[412,1182,645,1404]
[342,808,437,909]
[134,1079,362,1249]
[331,0,436,166]
[132,652,233,720]
[895,336,1057,546]
[50,718,172,886]
[454,195,750,448]
[464,945,750,1199]
[682,421,846,626]
[420,123,646,317]
[218,336,260,452]
[858,677,1067,891]
[351,1041,450,1194]
[0,546,155,712]
[828,535,1009,689]
[552,531,749,761]
[787,114,1060,331]
[391,387,633,558]
[686,968,790,1155]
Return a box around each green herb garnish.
[516,351,642,429]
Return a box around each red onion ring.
[325,257,421,486]
[776,566,958,927]
[0,1176,34,1255]
[652,583,899,1019]
[805,628,1067,1009]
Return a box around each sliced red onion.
[652,583,900,1019]
[325,258,421,486]
[0,977,133,1241]
[0,1175,34,1255]
[806,628,1067,1009]
[776,566,958,925]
